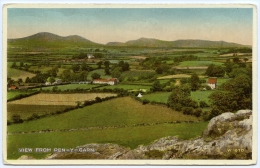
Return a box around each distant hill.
[8,32,249,51]
[8,32,102,51]
[108,38,249,48]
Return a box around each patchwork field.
[40,84,99,91]
[8,97,199,133]
[157,74,206,79]
[179,61,223,67]
[8,93,117,106]
[97,84,152,91]
[7,96,207,159]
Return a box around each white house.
[137,93,142,98]
[93,78,118,85]
[207,78,217,89]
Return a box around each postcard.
[2,3,257,165]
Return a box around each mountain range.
[8,32,250,49]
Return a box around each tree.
[12,114,23,123]
[104,61,110,75]
[47,77,55,84]
[111,67,122,78]
[209,74,252,117]
[71,64,80,73]
[91,73,101,79]
[205,64,225,77]
[81,62,87,71]
[190,73,200,91]
[151,81,162,92]
[62,69,72,82]
[25,77,31,83]
[97,61,103,68]
[17,78,23,85]
[7,78,15,87]
[11,62,17,68]
[243,58,249,62]
[233,57,240,63]
[20,62,24,67]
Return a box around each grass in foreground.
[7,122,208,159]
[7,97,199,133]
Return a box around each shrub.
[199,101,209,108]
[174,103,183,111]
[142,99,150,105]
[12,114,23,123]
[202,111,211,121]
[182,107,194,115]
[193,108,202,117]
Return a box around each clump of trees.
[205,64,225,77]
[110,61,130,79]
[207,64,252,120]
[167,85,201,117]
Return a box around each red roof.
[9,85,18,89]
[207,78,217,84]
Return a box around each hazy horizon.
[7,8,253,45]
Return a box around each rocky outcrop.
[19,110,253,160]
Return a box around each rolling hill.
[108,37,249,48]
[8,32,102,51]
[8,32,249,51]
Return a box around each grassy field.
[120,70,156,80]
[7,68,35,81]
[40,84,99,91]
[7,97,199,133]
[8,93,117,106]
[179,61,223,67]
[97,84,152,91]
[141,92,172,104]
[7,104,72,120]
[88,69,112,79]
[158,74,206,79]
[7,122,208,159]
[190,90,213,104]
[7,90,37,101]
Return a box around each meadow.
[141,92,172,104]
[7,97,199,133]
[178,61,223,67]
[7,90,38,101]
[97,84,152,91]
[190,90,212,104]
[40,84,99,91]
[7,104,72,120]
[7,67,35,81]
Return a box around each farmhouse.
[92,78,118,85]
[207,77,217,89]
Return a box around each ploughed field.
[7,96,207,159]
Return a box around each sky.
[7,7,253,45]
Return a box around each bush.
[182,107,194,115]
[199,101,209,108]
[174,103,183,111]
[12,114,23,123]
[142,99,150,105]
[202,111,211,121]
[193,108,202,117]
